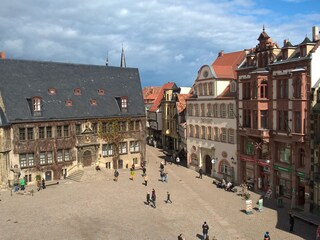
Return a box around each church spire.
[120,45,126,68]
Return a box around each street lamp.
[211,157,218,173]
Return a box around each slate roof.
[0,59,145,125]
[211,51,246,79]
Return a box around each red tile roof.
[176,94,193,113]
[143,86,161,99]
[211,51,246,79]
[149,82,176,112]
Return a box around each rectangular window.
[102,144,114,156]
[121,97,127,108]
[260,110,268,129]
[135,121,140,131]
[64,150,70,161]
[92,123,98,134]
[260,83,268,98]
[253,110,258,129]
[119,142,127,154]
[19,128,26,141]
[279,144,291,164]
[20,154,27,168]
[130,141,140,152]
[213,104,218,117]
[119,121,126,132]
[47,126,52,138]
[228,104,234,118]
[28,153,34,166]
[188,104,193,116]
[221,128,227,142]
[102,123,107,133]
[201,126,206,139]
[209,82,214,95]
[194,104,199,116]
[40,152,46,165]
[201,104,205,117]
[129,121,134,131]
[221,104,226,118]
[57,126,62,138]
[76,124,81,135]
[47,152,53,164]
[294,111,301,133]
[57,150,63,162]
[228,129,234,144]
[27,128,33,140]
[133,157,138,165]
[207,127,212,140]
[33,98,41,111]
[39,127,45,139]
[64,125,69,137]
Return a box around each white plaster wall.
[216,80,230,96]
[311,47,320,87]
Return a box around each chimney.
[218,50,224,57]
[0,52,5,59]
[312,26,319,41]
[283,39,288,47]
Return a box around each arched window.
[207,126,212,140]
[228,128,235,144]
[213,104,218,117]
[200,104,205,117]
[188,104,193,116]
[195,125,200,138]
[199,84,203,96]
[228,104,234,118]
[219,159,231,175]
[194,104,199,116]
[204,83,208,95]
[201,126,206,139]
[207,103,212,116]
[230,81,236,93]
[189,125,194,137]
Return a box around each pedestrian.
[178,233,185,240]
[289,211,294,232]
[166,191,172,203]
[13,179,19,192]
[202,221,209,240]
[132,163,135,170]
[144,175,148,186]
[130,168,135,180]
[152,189,156,208]
[42,178,46,189]
[164,172,168,182]
[114,169,119,181]
[37,179,41,191]
[142,167,146,176]
[264,231,270,240]
[95,165,101,171]
[160,171,164,182]
[146,192,150,205]
[160,162,164,170]
[20,178,26,191]
[199,168,203,179]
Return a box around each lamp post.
[211,157,218,177]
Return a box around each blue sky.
[0,0,319,87]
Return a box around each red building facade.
[237,26,320,212]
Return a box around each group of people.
[216,179,235,192]
[146,189,157,208]
[13,177,46,192]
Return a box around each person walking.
[41,178,46,189]
[142,167,146,176]
[20,177,26,191]
[289,211,295,232]
[144,175,148,186]
[114,169,119,182]
[146,192,150,205]
[164,172,168,182]
[130,168,135,180]
[199,168,203,179]
[152,189,156,208]
[264,231,271,240]
[166,191,172,203]
[202,221,209,240]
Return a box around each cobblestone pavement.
[0,145,317,240]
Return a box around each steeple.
[105,51,109,66]
[120,45,126,68]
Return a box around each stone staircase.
[65,166,110,182]
[65,169,84,182]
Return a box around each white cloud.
[0,0,319,87]
[174,54,184,62]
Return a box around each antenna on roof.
[263,24,265,32]
[105,51,109,66]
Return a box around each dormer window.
[66,99,73,107]
[98,89,105,95]
[48,88,56,95]
[74,88,81,95]
[90,99,97,106]
[300,46,307,57]
[121,97,128,109]
[33,97,41,112]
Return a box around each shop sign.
[246,199,253,215]
[258,199,263,212]
[273,165,292,173]
[296,171,305,177]
[240,155,255,162]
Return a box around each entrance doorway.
[45,171,52,181]
[205,155,212,175]
[118,159,123,169]
[298,186,305,206]
[82,150,92,166]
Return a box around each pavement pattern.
[0,145,317,240]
